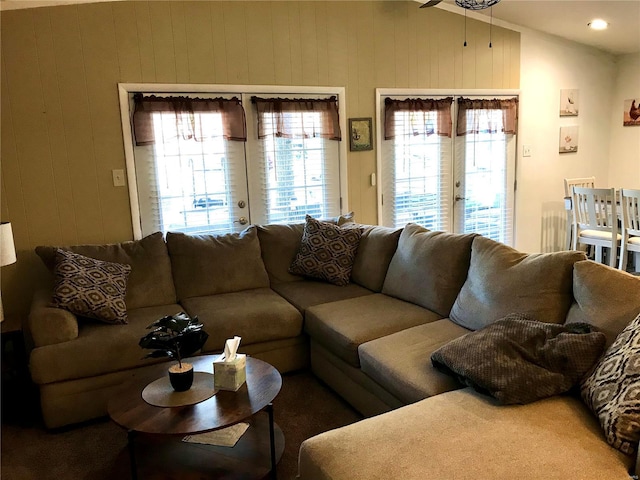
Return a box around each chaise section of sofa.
[298,388,634,480]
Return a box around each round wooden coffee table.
[108,355,284,480]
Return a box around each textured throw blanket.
[431,313,607,405]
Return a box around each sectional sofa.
[26,219,640,479]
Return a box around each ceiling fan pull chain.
[464,10,468,47]
[489,6,493,48]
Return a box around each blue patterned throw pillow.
[581,313,640,455]
[52,249,131,324]
[289,215,362,286]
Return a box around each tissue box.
[213,354,247,391]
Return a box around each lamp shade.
[0,222,17,267]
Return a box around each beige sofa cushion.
[565,260,640,347]
[179,288,303,352]
[35,232,176,310]
[29,303,184,385]
[272,280,372,313]
[351,225,402,292]
[298,388,633,480]
[359,319,469,404]
[382,224,476,317]
[166,227,269,300]
[257,223,306,284]
[305,293,441,367]
[450,236,586,330]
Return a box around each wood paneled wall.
[0,1,520,317]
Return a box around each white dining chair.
[571,186,620,268]
[618,188,640,272]
[563,177,595,250]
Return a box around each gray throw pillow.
[449,236,586,330]
[289,215,362,286]
[52,249,131,324]
[432,313,606,405]
[581,313,640,456]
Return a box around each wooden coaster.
[142,372,217,407]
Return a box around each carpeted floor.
[0,371,362,480]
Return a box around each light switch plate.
[112,169,126,187]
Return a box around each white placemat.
[182,423,250,448]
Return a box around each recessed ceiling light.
[588,19,608,30]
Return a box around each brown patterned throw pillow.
[52,249,131,324]
[289,215,362,286]
[581,313,640,455]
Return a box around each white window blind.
[249,97,341,224]
[381,100,452,231]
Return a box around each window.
[247,96,342,225]
[378,90,518,244]
[380,97,453,231]
[119,86,346,239]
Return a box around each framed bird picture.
[623,98,640,126]
[560,89,579,117]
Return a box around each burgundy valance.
[251,96,341,141]
[384,97,453,139]
[456,97,518,136]
[133,93,247,145]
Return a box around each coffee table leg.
[266,403,277,480]
[128,430,138,480]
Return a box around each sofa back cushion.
[166,226,269,300]
[35,232,176,310]
[257,223,306,284]
[351,225,402,292]
[566,260,640,347]
[449,236,586,330]
[382,224,476,317]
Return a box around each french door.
[377,90,518,245]
[120,85,346,239]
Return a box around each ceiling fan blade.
[420,0,444,8]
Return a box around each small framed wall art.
[349,117,373,151]
[560,89,579,117]
[559,126,579,154]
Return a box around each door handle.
[234,217,248,225]
[455,195,466,202]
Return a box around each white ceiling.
[1,0,639,55]
[468,0,640,55]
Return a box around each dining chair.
[563,176,595,250]
[571,186,620,268]
[618,188,640,272]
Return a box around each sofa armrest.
[28,289,78,347]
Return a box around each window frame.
[118,83,348,240]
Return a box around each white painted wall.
[516,30,617,253]
[608,53,640,189]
